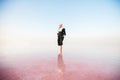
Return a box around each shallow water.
[0,51,120,80]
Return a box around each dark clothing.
[57,28,66,46]
[61,28,66,36]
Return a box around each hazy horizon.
[0,0,120,66]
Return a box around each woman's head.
[59,24,63,28]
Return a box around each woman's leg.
[60,37,64,54]
[60,45,62,54]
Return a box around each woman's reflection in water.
[57,53,65,80]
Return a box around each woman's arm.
[62,28,66,36]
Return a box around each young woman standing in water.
[57,24,66,54]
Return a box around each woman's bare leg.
[60,46,62,54]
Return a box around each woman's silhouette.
[57,24,66,54]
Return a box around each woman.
[57,24,66,54]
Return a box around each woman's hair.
[59,24,63,28]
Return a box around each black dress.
[57,28,66,46]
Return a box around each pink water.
[0,53,119,80]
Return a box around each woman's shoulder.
[62,28,66,31]
[62,28,65,30]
